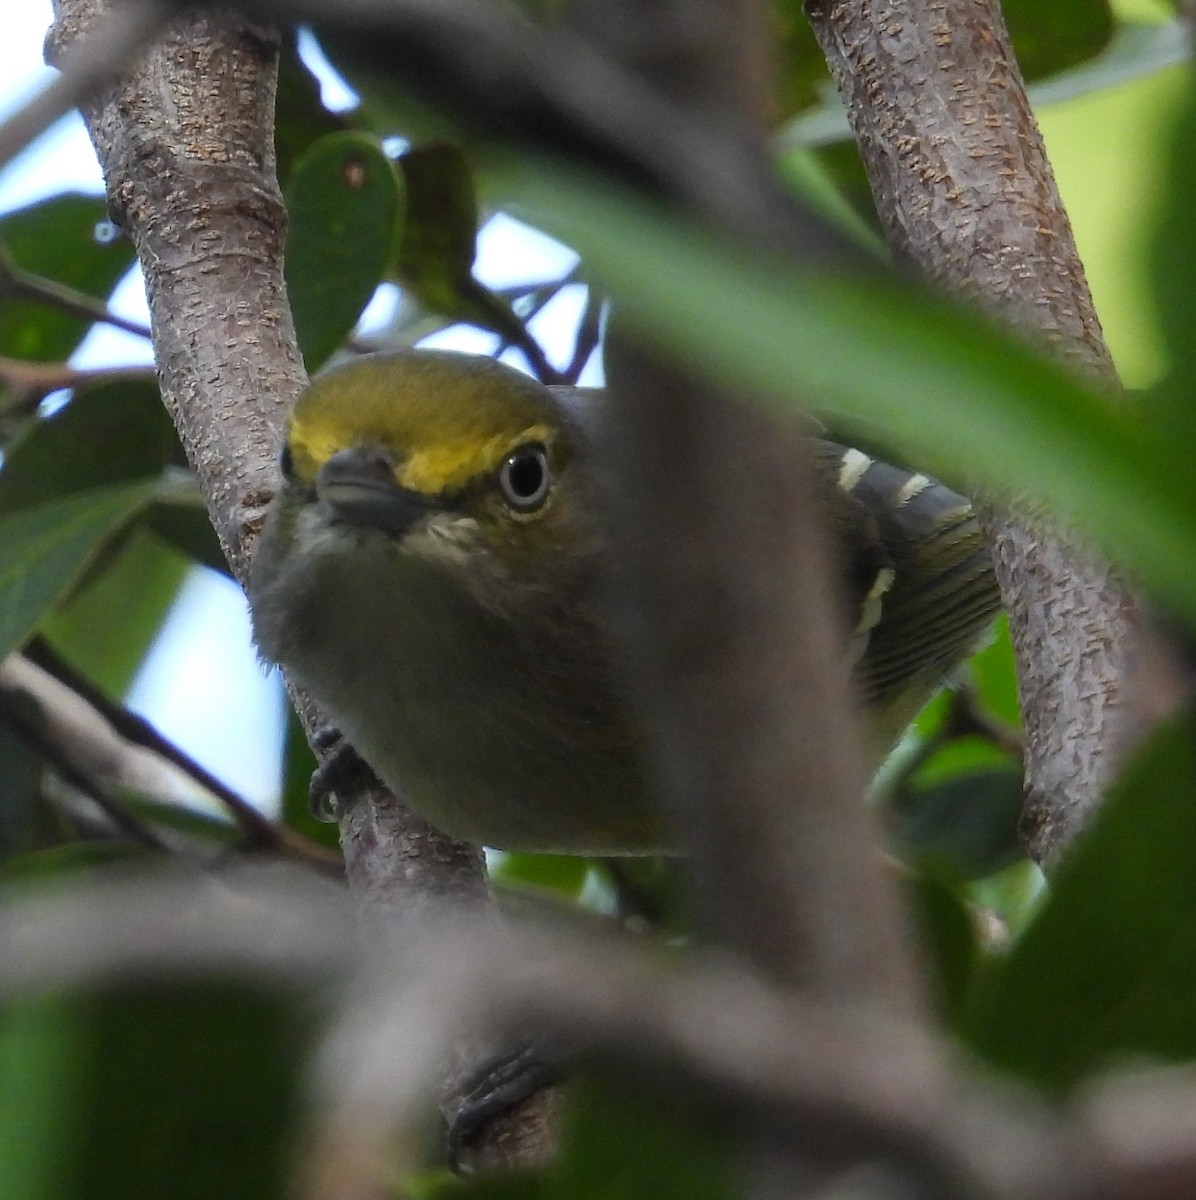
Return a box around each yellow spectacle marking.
[287,415,555,496]
[398,424,553,494]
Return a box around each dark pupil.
[507,451,544,498]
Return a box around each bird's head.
[273,349,592,581]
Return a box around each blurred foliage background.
[0,0,1195,1196]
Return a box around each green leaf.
[279,705,341,851]
[41,529,191,699]
[0,482,157,661]
[548,1077,735,1200]
[275,33,349,189]
[906,868,980,1027]
[1147,68,1196,434]
[0,195,137,362]
[406,1168,544,1200]
[509,166,1196,626]
[0,996,83,1200]
[1003,0,1114,83]
[0,380,180,514]
[285,132,403,370]
[961,710,1196,1093]
[68,980,306,1200]
[396,143,551,366]
[0,841,149,887]
[1026,18,1189,107]
[968,618,1021,729]
[0,723,56,863]
[142,501,228,575]
[491,852,590,900]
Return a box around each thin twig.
[24,639,343,871]
[0,249,153,341]
[0,357,155,416]
[562,286,602,384]
[0,685,173,854]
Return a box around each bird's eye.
[498,444,552,511]
[279,442,295,480]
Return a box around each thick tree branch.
[44,0,547,1168]
[804,0,1138,866]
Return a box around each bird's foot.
[308,727,379,821]
[446,1041,563,1173]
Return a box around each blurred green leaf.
[1026,18,1189,106]
[0,715,56,868]
[68,980,306,1200]
[1004,0,1114,83]
[407,1168,544,1200]
[142,501,228,575]
[909,734,1015,790]
[286,131,403,370]
[396,143,481,304]
[0,724,54,863]
[279,705,341,851]
[0,195,137,363]
[962,709,1196,1093]
[0,481,158,662]
[396,144,552,370]
[491,852,590,900]
[906,868,980,1027]
[511,167,1196,625]
[548,1077,735,1200]
[1147,69,1196,436]
[968,618,1021,729]
[891,766,1025,880]
[0,996,82,1200]
[0,841,148,887]
[593,857,690,936]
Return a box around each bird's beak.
[316,446,435,535]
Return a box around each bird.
[249,348,1001,854]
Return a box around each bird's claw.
[308,728,379,821]
[446,1041,563,1174]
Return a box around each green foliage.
[285,131,403,370]
[395,143,549,367]
[1003,0,1115,83]
[961,710,1196,1093]
[0,195,137,363]
[0,982,308,1200]
[0,481,159,661]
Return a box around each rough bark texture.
[46,3,298,576]
[805,0,1136,867]
[45,0,549,1169]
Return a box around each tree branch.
[0,250,153,341]
[43,0,545,1168]
[803,0,1138,867]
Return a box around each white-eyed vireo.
[249,349,1001,853]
